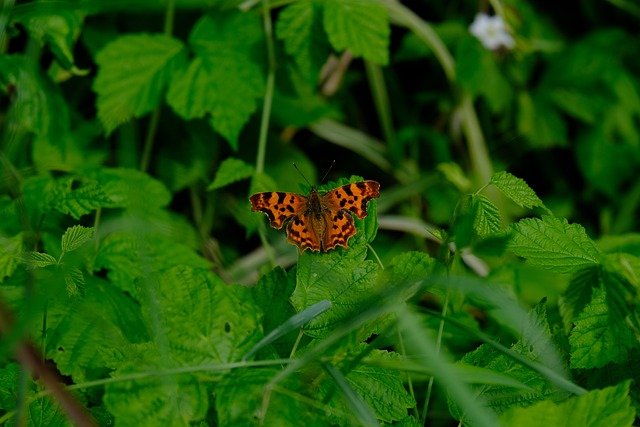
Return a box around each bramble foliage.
[1,1,639,426]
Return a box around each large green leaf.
[0,233,23,281]
[94,34,187,133]
[167,13,265,148]
[276,0,330,82]
[323,0,390,65]
[138,266,262,365]
[509,216,601,273]
[490,171,545,210]
[500,381,635,427]
[208,157,254,191]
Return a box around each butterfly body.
[250,180,380,252]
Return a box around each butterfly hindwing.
[286,214,322,252]
[250,192,307,229]
[322,209,356,251]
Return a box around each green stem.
[139,0,175,172]
[255,0,277,174]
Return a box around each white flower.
[469,13,515,50]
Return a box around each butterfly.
[250,180,381,252]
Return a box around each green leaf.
[500,381,635,427]
[0,233,23,281]
[63,266,85,296]
[104,343,208,427]
[276,0,331,82]
[324,349,416,423]
[92,168,171,210]
[490,171,545,210]
[509,216,601,273]
[291,243,381,338]
[387,251,436,286]
[51,177,113,219]
[472,194,501,238]
[47,277,145,382]
[569,287,635,368]
[94,232,211,295]
[216,369,326,426]
[250,267,297,357]
[19,9,83,70]
[61,225,94,253]
[94,34,187,133]
[456,37,512,112]
[167,13,264,148]
[208,157,254,191]
[517,91,568,148]
[22,251,57,269]
[558,266,599,328]
[323,0,390,65]
[138,266,262,365]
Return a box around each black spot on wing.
[277,192,286,204]
[356,182,366,190]
[343,185,353,197]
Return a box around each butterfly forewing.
[322,180,381,219]
[249,192,307,229]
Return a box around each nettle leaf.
[276,0,331,82]
[104,343,208,427]
[490,171,545,210]
[208,157,254,191]
[51,177,113,219]
[558,266,600,328]
[95,232,211,295]
[61,225,94,253]
[216,368,326,426]
[47,276,145,382]
[472,194,501,238]
[291,243,381,338]
[500,381,635,427]
[0,233,23,281]
[569,287,636,368]
[138,266,262,365]
[323,0,390,65]
[167,13,264,148]
[323,349,415,423]
[63,266,84,296]
[94,34,187,133]
[22,251,57,269]
[251,267,297,357]
[509,216,601,273]
[91,168,171,210]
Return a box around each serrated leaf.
[500,381,635,427]
[472,194,501,238]
[22,251,57,269]
[208,157,254,190]
[509,216,600,273]
[138,266,262,365]
[559,266,599,328]
[291,242,381,338]
[569,287,635,368]
[216,369,326,426]
[250,267,297,357]
[94,34,187,133]
[92,168,171,210]
[323,0,390,65]
[104,343,208,427]
[61,225,94,253]
[324,349,416,423]
[167,13,264,148]
[490,171,545,210]
[63,266,84,296]
[47,277,144,382]
[51,177,113,219]
[0,233,23,281]
[276,0,330,82]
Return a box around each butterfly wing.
[250,192,307,229]
[323,180,381,219]
[321,209,356,251]
[286,214,322,252]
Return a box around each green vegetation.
[1,0,639,425]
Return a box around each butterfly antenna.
[293,163,312,187]
[320,160,336,184]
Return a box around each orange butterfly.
[250,181,380,252]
